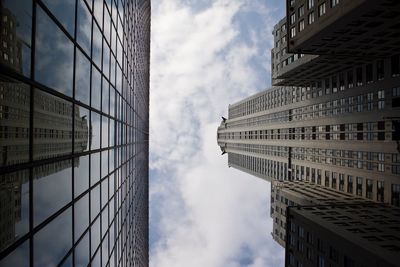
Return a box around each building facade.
[286,204,400,267]
[0,0,150,266]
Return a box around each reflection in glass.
[91,216,100,256]
[101,231,109,265]
[33,160,72,226]
[0,0,32,76]
[101,179,108,209]
[74,193,89,240]
[102,77,109,114]
[102,115,109,148]
[91,111,101,150]
[110,87,116,118]
[91,152,100,185]
[101,150,108,179]
[74,155,89,197]
[0,170,29,253]
[0,240,29,267]
[41,0,76,35]
[34,208,72,266]
[90,184,100,221]
[33,90,73,160]
[0,80,30,166]
[76,0,92,55]
[101,204,108,236]
[92,66,102,111]
[75,49,91,106]
[75,231,89,266]
[74,105,90,153]
[103,40,110,79]
[35,6,73,96]
[92,23,102,69]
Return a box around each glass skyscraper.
[0,0,150,266]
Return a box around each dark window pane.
[35,6,73,96]
[75,48,91,105]
[76,0,92,55]
[59,254,73,267]
[33,160,72,226]
[91,152,100,185]
[92,67,102,111]
[91,111,101,150]
[74,193,89,240]
[0,0,32,76]
[41,0,75,35]
[0,80,30,166]
[0,170,29,253]
[33,90,72,160]
[0,240,29,266]
[34,208,72,266]
[74,155,89,197]
[75,231,89,266]
[75,105,90,153]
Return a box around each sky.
[149,1,286,266]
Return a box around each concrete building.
[286,204,400,267]
[270,180,368,247]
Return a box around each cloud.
[150,0,285,266]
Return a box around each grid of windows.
[0,0,150,266]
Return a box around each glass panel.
[74,155,89,197]
[91,111,101,150]
[110,87,115,118]
[92,23,102,69]
[34,207,72,266]
[102,78,110,114]
[91,184,100,221]
[0,170,29,253]
[33,90,73,160]
[103,40,110,78]
[74,192,89,240]
[75,231,89,266]
[91,152,100,185]
[93,0,103,29]
[101,178,108,209]
[74,105,90,153]
[101,204,108,236]
[76,0,92,55]
[91,215,101,256]
[33,160,72,226]
[0,0,32,76]
[109,172,114,200]
[109,119,115,147]
[75,48,91,105]
[41,0,75,35]
[35,6,74,96]
[102,116,109,148]
[101,231,109,265]
[91,67,102,111]
[101,150,108,178]
[0,240,29,266]
[0,80,30,166]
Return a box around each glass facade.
[0,0,150,266]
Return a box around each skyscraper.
[217,0,400,265]
[0,0,150,266]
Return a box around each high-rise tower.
[0,0,150,266]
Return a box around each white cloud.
[150,0,285,266]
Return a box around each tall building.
[217,1,400,264]
[286,203,400,267]
[0,0,150,266]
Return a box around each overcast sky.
[149,1,285,266]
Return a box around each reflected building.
[0,0,150,266]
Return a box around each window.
[308,0,315,9]
[392,184,400,207]
[356,177,363,196]
[377,181,385,202]
[347,175,353,193]
[290,13,296,25]
[356,67,363,86]
[299,20,305,32]
[298,5,305,17]
[366,179,373,199]
[291,27,296,38]
[331,0,339,8]
[308,12,315,24]
[319,2,326,17]
[347,70,353,88]
[391,55,400,77]
[366,64,373,83]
